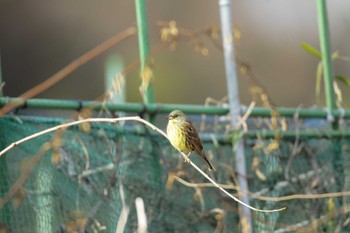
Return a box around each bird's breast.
[167,122,188,152]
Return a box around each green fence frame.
[0,0,341,134]
[0,0,346,232]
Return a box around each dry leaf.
[255,169,267,181]
[166,172,175,190]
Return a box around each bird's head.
[167,110,186,123]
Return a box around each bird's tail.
[200,151,215,171]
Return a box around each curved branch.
[0,116,285,213]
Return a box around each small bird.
[166,110,214,171]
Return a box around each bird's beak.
[166,115,171,120]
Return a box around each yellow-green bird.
[166,110,215,171]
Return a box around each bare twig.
[0,116,285,213]
[76,137,91,171]
[135,197,148,233]
[236,101,256,132]
[79,164,115,179]
[0,27,137,116]
[174,172,350,201]
[275,204,350,233]
[116,181,130,233]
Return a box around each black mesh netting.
[0,115,350,232]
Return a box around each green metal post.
[134,1,162,218]
[135,0,155,104]
[316,0,343,210]
[316,0,336,110]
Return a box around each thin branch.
[79,164,115,179]
[0,116,285,213]
[135,197,148,233]
[76,137,91,171]
[0,27,137,116]
[0,117,138,157]
[255,168,325,197]
[275,204,350,233]
[115,181,130,233]
[174,174,350,201]
[237,101,256,131]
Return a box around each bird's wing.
[185,121,203,152]
[186,122,215,171]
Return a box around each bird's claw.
[183,156,190,163]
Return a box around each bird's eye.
[173,114,178,118]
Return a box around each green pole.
[316,0,343,210]
[3,97,350,119]
[316,0,336,110]
[135,0,155,104]
[134,2,162,220]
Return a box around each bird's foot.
[183,155,190,163]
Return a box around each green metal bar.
[135,0,154,104]
[2,97,350,119]
[115,129,350,143]
[316,0,336,110]
[244,129,350,139]
[4,114,350,142]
